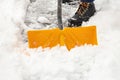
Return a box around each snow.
[37,16,51,24]
[0,0,120,80]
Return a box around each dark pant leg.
[81,0,94,2]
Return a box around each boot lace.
[76,2,89,16]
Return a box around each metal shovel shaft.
[57,0,63,30]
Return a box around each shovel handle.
[57,0,63,30]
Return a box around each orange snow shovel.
[27,0,98,50]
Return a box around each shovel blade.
[27,26,98,50]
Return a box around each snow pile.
[0,0,30,80]
[0,0,30,48]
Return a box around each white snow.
[37,16,51,24]
[0,0,120,80]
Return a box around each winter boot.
[62,0,72,3]
[68,2,96,27]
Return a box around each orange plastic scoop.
[27,26,98,50]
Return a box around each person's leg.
[81,0,94,2]
[68,0,96,27]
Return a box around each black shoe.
[68,2,96,27]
